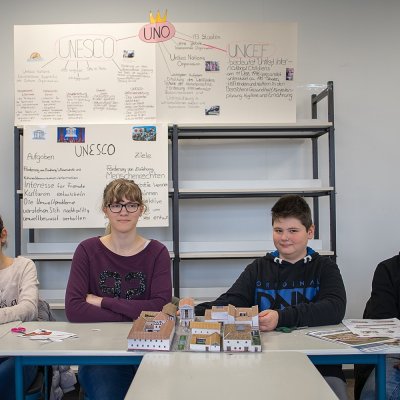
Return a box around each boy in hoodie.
[195,194,347,399]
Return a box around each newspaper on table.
[20,329,78,342]
[307,325,400,353]
[342,318,400,338]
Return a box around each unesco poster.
[22,124,168,228]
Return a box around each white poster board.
[14,21,297,125]
[22,124,168,228]
[15,18,297,228]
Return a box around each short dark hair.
[271,195,313,230]
[0,215,3,232]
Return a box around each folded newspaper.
[342,318,400,338]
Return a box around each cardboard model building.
[223,323,261,352]
[204,304,259,328]
[127,303,177,351]
[188,321,222,352]
[178,297,195,327]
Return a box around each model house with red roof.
[222,323,261,352]
[178,297,195,327]
[127,303,177,351]
[188,321,222,352]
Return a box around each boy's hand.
[258,309,279,332]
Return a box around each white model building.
[178,297,195,327]
[205,304,259,328]
[223,324,261,352]
[127,304,177,351]
[188,321,222,352]
[190,332,221,352]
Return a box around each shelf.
[24,240,331,261]
[181,250,334,259]
[169,120,332,138]
[175,181,333,199]
[178,240,333,259]
[178,179,331,192]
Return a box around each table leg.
[15,356,24,400]
[375,354,386,400]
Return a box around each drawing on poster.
[57,127,85,143]
[14,13,297,125]
[132,126,157,141]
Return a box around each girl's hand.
[86,294,103,308]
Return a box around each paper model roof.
[128,318,175,340]
[179,297,194,308]
[190,332,221,346]
[190,321,221,331]
[208,304,235,319]
[235,305,259,319]
[139,311,159,321]
[153,312,170,321]
[223,324,252,340]
[206,304,259,323]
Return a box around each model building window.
[196,338,206,345]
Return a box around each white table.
[0,321,143,400]
[127,351,338,400]
[262,325,387,400]
[0,321,389,400]
[0,321,18,338]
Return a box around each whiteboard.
[14,22,297,125]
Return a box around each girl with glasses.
[65,178,172,400]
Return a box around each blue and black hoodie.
[195,247,347,380]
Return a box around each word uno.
[74,143,116,157]
[139,22,175,43]
[58,35,115,61]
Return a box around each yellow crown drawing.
[149,10,167,24]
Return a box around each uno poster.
[14,18,297,125]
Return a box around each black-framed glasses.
[108,203,140,213]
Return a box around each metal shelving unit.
[169,81,335,297]
[15,82,335,301]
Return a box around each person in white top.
[0,214,39,399]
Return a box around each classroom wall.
[1,0,399,319]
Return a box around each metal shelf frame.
[169,81,335,297]
[14,82,335,299]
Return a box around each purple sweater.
[65,237,172,322]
